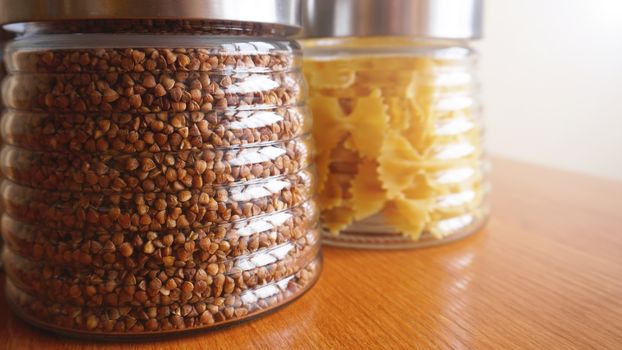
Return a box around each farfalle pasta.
[303,37,489,248]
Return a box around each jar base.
[322,215,488,250]
[5,255,322,341]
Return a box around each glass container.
[0,29,13,267]
[0,0,320,338]
[302,0,489,249]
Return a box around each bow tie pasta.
[304,49,488,245]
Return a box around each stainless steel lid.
[303,0,483,40]
[0,0,302,29]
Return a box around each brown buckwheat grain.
[2,30,318,335]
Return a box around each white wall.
[479,0,622,180]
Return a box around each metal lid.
[0,0,302,29]
[303,0,483,40]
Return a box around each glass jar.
[0,0,321,338]
[0,29,14,268]
[302,0,489,249]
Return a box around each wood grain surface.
[0,157,621,349]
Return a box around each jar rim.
[302,0,483,40]
[0,0,302,33]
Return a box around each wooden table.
[0,158,621,349]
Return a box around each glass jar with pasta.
[302,0,489,249]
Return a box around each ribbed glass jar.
[0,19,320,338]
[0,29,12,267]
[303,37,489,249]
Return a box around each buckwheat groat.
[4,231,319,307]
[6,257,320,333]
[0,29,12,268]
[1,107,310,153]
[2,169,313,231]
[1,136,313,192]
[0,4,320,337]
[2,201,318,269]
